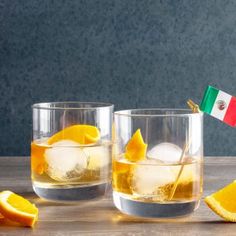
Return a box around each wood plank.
[0,157,236,235]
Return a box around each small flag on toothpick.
[200,86,236,127]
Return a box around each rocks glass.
[112,109,203,218]
[31,102,113,202]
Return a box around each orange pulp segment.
[47,124,100,145]
[31,142,47,175]
[205,180,236,222]
[125,129,147,162]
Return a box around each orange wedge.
[47,124,100,145]
[0,191,38,227]
[125,129,147,162]
[205,180,236,222]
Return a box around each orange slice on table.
[47,124,100,145]
[125,129,147,162]
[0,191,38,227]
[205,180,236,222]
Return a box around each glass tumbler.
[112,109,203,218]
[31,102,113,202]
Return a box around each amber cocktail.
[31,102,113,202]
[112,109,203,218]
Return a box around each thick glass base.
[113,191,200,218]
[33,182,109,202]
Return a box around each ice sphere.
[131,159,175,196]
[83,146,110,170]
[45,140,87,181]
[147,142,182,163]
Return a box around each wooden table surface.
[0,156,236,235]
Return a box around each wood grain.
[0,156,236,235]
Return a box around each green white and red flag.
[200,86,236,127]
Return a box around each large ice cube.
[131,159,175,196]
[83,146,110,170]
[45,140,87,181]
[147,142,182,163]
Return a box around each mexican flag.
[200,86,236,127]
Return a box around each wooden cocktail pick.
[168,142,190,201]
[168,100,198,201]
[187,99,200,113]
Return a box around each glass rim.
[32,101,114,110]
[114,108,203,117]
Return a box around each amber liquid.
[113,158,202,202]
[112,156,203,217]
[31,139,112,201]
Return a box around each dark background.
[1,0,236,156]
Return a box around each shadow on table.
[16,193,234,226]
